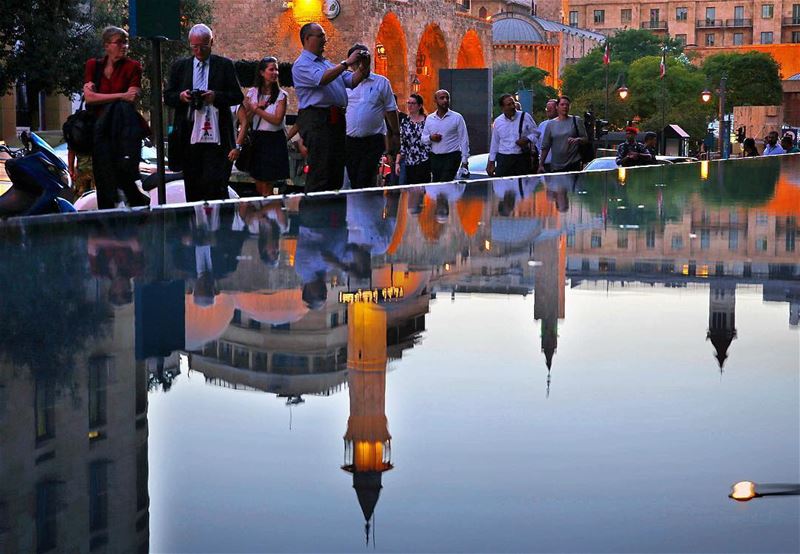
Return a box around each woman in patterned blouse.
[396,93,431,184]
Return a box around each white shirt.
[488,111,538,162]
[345,73,397,138]
[537,119,553,164]
[422,109,470,163]
[246,87,287,131]
[193,58,209,91]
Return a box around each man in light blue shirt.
[344,44,399,188]
[292,23,366,192]
[763,131,785,155]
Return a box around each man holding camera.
[165,24,243,202]
[293,23,367,192]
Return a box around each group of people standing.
[486,95,591,178]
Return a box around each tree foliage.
[492,63,557,121]
[562,29,684,99]
[701,51,783,109]
[0,0,95,125]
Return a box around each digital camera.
[190,89,206,111]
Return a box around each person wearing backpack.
[83,26,150,209]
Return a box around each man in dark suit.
[165,24,243,202]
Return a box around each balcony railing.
[697,19,724,28]
[726,18,753,27]
[641,20,668,29]
[782,17,800,25]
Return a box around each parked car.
[583,155,697,172]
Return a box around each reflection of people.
[88,233,144,306]
[424,182,465,222]
[544,173,574,213]
[487,94,538,178]
[539,95,588,173]
[422,90,470,182]
[344,44,399,189]
[615,126,652,167]
[84,26,150,209]
[741,137,759,157]
[234,56,289,195]
[235,200,289,266]
[292,23,366,192]
[165,24,243,202]
[294,198,348,309]
[762,131,785,156]
[398,94,431,184]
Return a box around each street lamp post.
[702,75,728,159]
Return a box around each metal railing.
[782,16,800,25]
[726,18,753,27]
[641,20,668,29]
[696,19,724,28]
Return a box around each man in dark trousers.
[292,23,366,193]
[165,23,243,202]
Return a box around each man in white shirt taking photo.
[422,89,470,182]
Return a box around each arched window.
[479,6,487,18]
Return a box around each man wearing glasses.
[292,23,367,192]
[165,24,243,202]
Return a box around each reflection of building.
[0,303,149,553]
[707,282,737,368]
[342,303,393,544]
[534,235,567,391]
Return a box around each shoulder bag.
[519,112,539,174]
[572,115,595,166]
[62,58,103,155]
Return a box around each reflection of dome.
[493,16,544,43]
[457,195,483,236]
[185,293,235,351]
[233,289,309,325]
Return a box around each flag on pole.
[659,48,666,79]
[603,42,610,65]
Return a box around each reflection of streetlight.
[729,481,800,502]
[617,166,626,183]
[700,160,709,180]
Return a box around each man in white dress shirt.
[487,94,538,177]
[344,43,400,188]
[536,99,557,172]
[422,90,470,182]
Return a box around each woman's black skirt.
[250,129,290,182]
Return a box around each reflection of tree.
[0,223,108,382]
[576,158,780,226]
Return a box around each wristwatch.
[235,144,243,151]
[339,60,348,69]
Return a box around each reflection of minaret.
[342,303,392,545]
[707,282,737,370]
[533,235,566,396]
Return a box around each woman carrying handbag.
[230,56,289,195]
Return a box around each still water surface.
[1,156,798,553]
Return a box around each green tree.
[562,29,683,99]
[701,51,783,110]
[91,0,215,113]
[0,0,95,128]
[492,63,558,121]
[605,55,712,139]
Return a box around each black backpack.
[62,59,103,155]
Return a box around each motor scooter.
[0,132,75,217]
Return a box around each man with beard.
[422,90,470,182]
